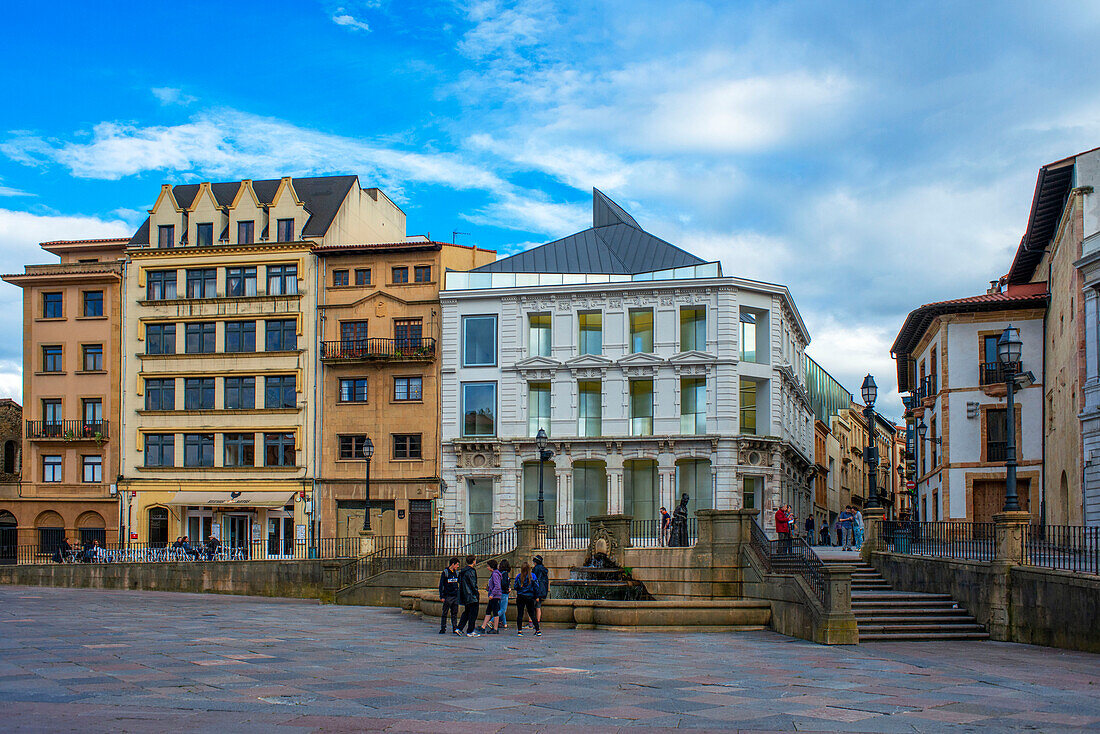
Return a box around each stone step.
[859,623,986,634]
[859,631,990,641]
[855,615,979,624]
[852,592,954,601]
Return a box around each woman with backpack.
[513,561,541,636]
[497,559,511,630]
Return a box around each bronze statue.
[668,493,690,547]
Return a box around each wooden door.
[973,479,1030,522]
[407,500,434,556]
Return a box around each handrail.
[880,520,994,561]
[26,420,109,440]
[749,519,827,605]
[320,337,437,360]
[1024,524,1099,575]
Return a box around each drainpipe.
[314,252,325,549]
[1041,273,1050,528]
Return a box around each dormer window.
[196,223,213,248]
[277,219,294,242]
[158,225,175,248]
[238,221,254,245]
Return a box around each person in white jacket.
[853,508,865,548]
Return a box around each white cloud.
[151,87,197,106]
[332,10,370,32]
[0,179,32,197]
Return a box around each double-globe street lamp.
[361,437,375,532]
[861,374,880,510]
[535,428,555,524]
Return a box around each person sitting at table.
[180,536,201,559]
[204,534,220,559]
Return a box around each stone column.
[359,528,375,556]
[992,510,1030,565]
[817,563,859,644]
[514,519,541,560]
[860,506,886,562]
[321,560,340,604]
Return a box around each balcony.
[980,361,1019,386]
[987,441,1008,462]
[27,420,109,441]
[320,337,437,362]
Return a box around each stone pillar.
[587,514,632,563]
[992,510,1030,565]
[860,506,886,562]
[321,560,340,604]
[514,519,541,560]
[359,528,375,556]
[607,466,624,515]
[817,563,859,644]
[696,508,758,597]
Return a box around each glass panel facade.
[572,460,607,523]
[629,309,654,353]
[528,313,551,357]
[624,459,658,522]
[578,311,602,355]
[629,379,653,436]
[467,478,493,535]
[462,382,496,437]
[677,458,712,511]
[680,307,705,351]
[528,381,551,437]
[740,379,757,435]
[462,315,497,366]
[740,310,757,362]
[680,377,706,434]
[522,461,557,523]
[578,381,601,437]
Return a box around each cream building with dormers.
[119,176,405,554]
[439,190,813,536]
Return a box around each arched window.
[77,511,106,547]
[148,507,169,547]
[0,510,17,564]
[34,510,65,553]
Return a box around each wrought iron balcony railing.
[980,360,1020,386]
[320,337,436,361]
[27,420,109,440]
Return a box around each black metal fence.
[26,419,109,440]
[880,521,995,561]
[749,519,827,605]
[980,360,1019,386]
[320,337,436,360]
[630,518,699,548]
[535,523,590,550]
[2,538,363,566]
[1024,524,1100,574]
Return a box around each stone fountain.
[551,516,654,601]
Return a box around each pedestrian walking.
[438,556,461,635]
[532,554,549,626]
[479,559,503,634]
[497,559,511,629]
[513,561,541,636]
[457,554,481,636]
[805,515,815,546]
[838,506,855,551]
[659,506,672,546]
[853,508,865,548]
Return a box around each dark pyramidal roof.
[128,175,359,246]
[472,189,706,274]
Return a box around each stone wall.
[0,560,324,600]
[873,551,1100,653]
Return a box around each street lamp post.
[361,437,375,531]
[861,374,880,509]
[997,325,1023,513]
[535,428,554,524]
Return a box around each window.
[42,399,61,425]
[681,377,706,434]
[238,220,254,245]
[223,433,255,467]
[929,347,938,393]
[629,309,654,353]
[740,310,758,362]
[146,323,176,355]
[528,381,551,437]
[740,379,757,435]
[184,378,215,410]
[80,399,101,428]
[355,268,371,286]
[742,475,762,510]
[462,382,497,437]
[276,218,294,242]
[930,417,938,467]
[224,377,255,410]
[394,376,422,401]
[338,435,368,460]
[332,269,349,287]
[42,345,62,372]
[265,319,297,351]
[680,307,706,351]
[340,378,369,403]
[987,408,1007,462]
[265,375,296,409]
[394,318,422,350]
[629,379,653,435]
[340,320,368,344]
[262,264,296,295]
[528,313,551,357]
[144,434,175,467]
[196,222,213,248]
[184,434,214,467]
[82,455,102,483]
[392,266,409,284]
[146,270,177,300]
[462,315,497,366]
[186,268,217,299]
[224,321,256,352]
[42,292,62,318]
[414,265,431,282]
[264,433,295,466]
[184,322,215,354]
[393,434,422,459]
[82,344,103,371]
[43,455,62,482]
[145,378,175,411]
[578,380,602,437]
[226,267,257,297]
[579,311,602,355]
[158,224,175,248]
[572,460,607,523]
[83,291,103,317]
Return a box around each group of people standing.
[803,506,865,550]
[438,554,550,637]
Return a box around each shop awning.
[165,491,295,509]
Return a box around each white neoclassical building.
[439,190,814,534]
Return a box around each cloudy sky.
[2,1,1099,417]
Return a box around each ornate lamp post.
[997,325,1023,512]
[535,428,554,524]
[861,374,880,509]
[361,437,375,531]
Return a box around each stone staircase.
[828,558,989,641]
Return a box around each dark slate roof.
[473,188,706,274]
[128,175,359,245]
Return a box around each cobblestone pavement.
[2,586,1098,733]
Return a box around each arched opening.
[0,510,17,564]
[572,460,607,524]
[76,511,106,548]
[624,459,658,523]
[34,510,65,553]
[1060,471,1070,524]
[522,460,557,523]
[2,441,15,474]
[148,507,169,547]
[677,458,713,512]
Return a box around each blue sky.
[2,1,1100,417]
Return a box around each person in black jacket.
[532,555,549,626]
[438,556,461,635]
[457,554,480,636]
